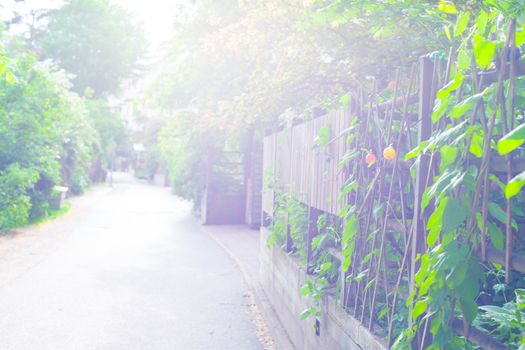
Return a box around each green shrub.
[0,164,39,231]
[69,168,91,195]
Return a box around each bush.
[69,168,91,195]
[0,52,110,227]
[0,165,39,231]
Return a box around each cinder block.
[259,227,388,350]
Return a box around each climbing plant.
[395,3,525,348]
[264,2,525,349]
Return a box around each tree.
[148,0,447,209]
[39,0,146,96]
[87,99,130,165]
[0,51,95,223]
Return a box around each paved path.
[0,173,265,350]
[202,226,293,350]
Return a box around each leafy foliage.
[393,2,525,348]
[0,11,134,229]
[39,0,146,96]
[0,164,39,230]
[475,289,525,348]
[239,1,525,348]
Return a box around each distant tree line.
[0,0,146,230]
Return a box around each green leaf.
[440,145,458,170]
[517,24,525,46]
[463,165,478,192]
[314,126,331,148]
[505,170,525,199]
[437,73,463,100]
[487,221,504,250]
[443,25,452,41]
[421,187,431,212]
[489,174,505,192]
[377,305,389,320]
[5,71,16,84]
[430,314,442,335]
[473,34,497,69]
[339,179,357,200]
[488,202,518,230]
[338,204,351,219]
[432,94,454,123]
[469,132,484,158]
[361,249,377,265]
[422,168,464,211]
[365,278,375,291]
[300,307,314,320]
[319,261,332,274]
[413,253,429,288]
[419,270,437,297]
[413,298,429,320]
[311,234,326,251]
[341,214,358,271]
[427,197,448,248]
[340,94,350,108]
[488,202,507,224]
[497,123,525,155]
[459,295,478,323]
[338,150,359,168]
[438,1,457,14]
[442,197,468,233]
[454,12,470,37]
[354,270,368,283]
[456,49,471,72]
[342,214,357,245]
[405,141,429,160]
[449,73,464,91]
[475,10,489,36]
[450,91,484,119]
[300,280,312,296]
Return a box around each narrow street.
[0,173,265,350]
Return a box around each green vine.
[396,3,525,348]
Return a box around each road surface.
[0,173,266,350]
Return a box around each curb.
[201,226,295,350]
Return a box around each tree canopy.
[39,0,146,96]
[0,0,140,229]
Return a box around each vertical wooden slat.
[330,111,338,215]
[307,119,312,207]
[313,117,320,210]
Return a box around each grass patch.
[31,201,72,225]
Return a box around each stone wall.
[259,227,387,350]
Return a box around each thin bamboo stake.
[505,25,517,283]
[373,70,414,333]
[385,69,401,145]
[369,160,398,330]
[466,20,515,237]
[359,198,380,323]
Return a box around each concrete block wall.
[259,227,387,350]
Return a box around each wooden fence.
[262,110,352,217]
[262,53,525,349]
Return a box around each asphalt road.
[0,173,264,350]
